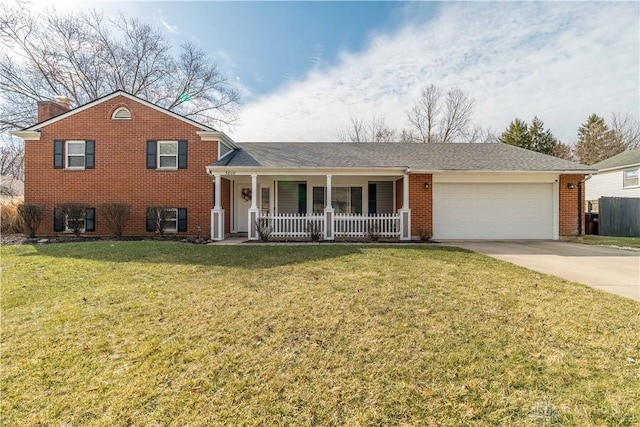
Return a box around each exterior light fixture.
[567,183,575,189]
[424,183,430,189]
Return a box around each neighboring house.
[585,148,640,210]
[13,90,594,240]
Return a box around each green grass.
[2,242,639,426]
[573,235,640,248]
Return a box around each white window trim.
[157,140,178,170]
[64,214,86,233]
[111,107,132,120]
[623,168,639,189]
[163,208,178,232]
[65,140,86,170]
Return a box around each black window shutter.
[54,140,64,169]
[368,183,377,214]
[53,208,63,232]
[85,140,95,169]
[146,140,157,169]
[351,187,363,215]
[178,140,188,169]
[298,183,307,214]
[177,208,187,232]
[145,208,155,232]
[85,208,95,232]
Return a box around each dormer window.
[112,107,131,120]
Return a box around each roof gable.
[24,90,217,132]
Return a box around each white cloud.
[158,9,178,34]
[230,2,639,143]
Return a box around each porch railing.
[259,212,400,239]
[334,213,399,238]
[261,213,325,238]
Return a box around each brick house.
[13,91,594,240]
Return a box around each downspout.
[577,174,593,236]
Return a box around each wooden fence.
[599,197,640,237]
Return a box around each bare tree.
[0,134,24,195]
[407,84,442,143]
[336,116,397,142]
[0,4,240,131]
[611,112,640,150]
[406,85,475,143]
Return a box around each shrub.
[417,227,432,242]
[16,202,45,238]
[99,203,131,237]
[256,218,272,242]
[367,221,381,242]
[307,220,322,242]
[1,198,22,234]
[56,203,87,237]
[146,206,172,237]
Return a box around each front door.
[234,183,251,233]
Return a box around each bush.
[147,206,172,237]
[56,203,87,237]
[417,227,432,242]
[99,203,131,237]
[1,198,22,234]
[256,218,272,242]
[17,202,45,238]
[307,220,322,242]
[367,221,381,242]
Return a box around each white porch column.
[324,174,334,240]
[210,174,225,241]
[248,174,260,240]
[399,172,411,240]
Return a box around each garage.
[433,183,554,240]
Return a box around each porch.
[208,171,412,241]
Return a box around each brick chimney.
[37,95,70,122]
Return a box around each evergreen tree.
[574,114,626,165]
[498,118,531,150]
[498,117,558,155]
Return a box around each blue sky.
[50,1,639,143]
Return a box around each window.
[145,207,187,232]
[312,186,362,214]
[54,140,95,169]
[53,207,95,232]
[112,107,131,120]
[158,141,178,168]
[623,169,639,188]
[67,141,85,168]
[146,140,187,169]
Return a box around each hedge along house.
[13,90,594,240]
[207,142,594,241]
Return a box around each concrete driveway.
[444,241,640,301]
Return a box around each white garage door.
[433,183,554,239]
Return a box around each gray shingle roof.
[591,148,640,171]
[210,142,593,172]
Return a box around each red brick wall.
[559,174,585,236]
[408,174,432,237]
[24,95,217,236]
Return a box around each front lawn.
[573,235,640,249]
[2,242,638,425]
